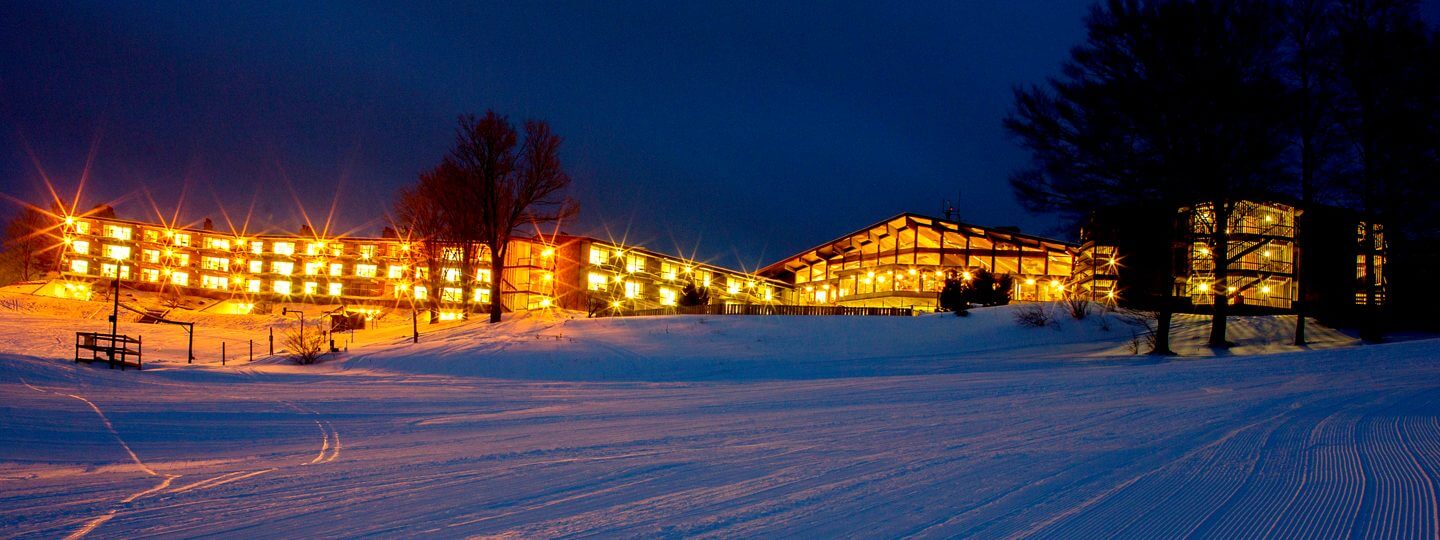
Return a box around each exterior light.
[1261,285,1272,294]
[1227,286,1238,293]
[539,298,551,308]
[1025,278,1036,286]
[876,276,886,283]
[908,268,917,276]
[933,270,943,277]
[961,271,973,281]
[805,286,814,292]
[1107,257,1117,266]
[611,300,622,308]
[1106,291,1115,299]
[64,216,75,226]
[1265,215,1274,222]
[867,271,875,278]
[1197,282,1209,292]
[1262,251,1271,258]
[541,247,555,258]
[1050,279,1062,288]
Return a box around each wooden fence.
[602,304,914,318]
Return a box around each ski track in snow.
[2,305,1440,537]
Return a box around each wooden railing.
[602,304,914,318]
[75,332,143,370]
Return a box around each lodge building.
[48,201,1380,320]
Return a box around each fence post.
[222,342,226,366]
[269,327,274,355]
[249,339,253,362]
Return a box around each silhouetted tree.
[679,281,710,307]
[393,163,456,323]
[2,207,57,282]
[936,278,969,316]
[447,111,577,324]
[1007,0,1290,351]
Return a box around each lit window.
[329,244,343,257]
[304,261,324,275]
[661,262,678,281]
[727,280,740,295]
[249,260,263,273]
[204,237,231,251]
[250,242,264,255]
[328,282,342,296]
[72,240,90,255]
[306,242,324,256]
[74,221,91,235]
[625,254,645,273]
[472,288,491,303]
[273,242,295,256]
[441,287,463,302]
[142,249,159,263]
[588,272,608,291]
[201,275,227,290]
[272,261,294,275]
[589,247,606,265]
[170,271,189,286]
[142,268,160,282]
[172,253,190,266]
[202,256,229,271]
[763,287,773,301]
[172,233,191,247]
[414,285,428,300]
[104,244,131,260]
[70,259,89,274]
[624,281,640,299]
[246,279,261,293]
[329,263,343,276]
[477,269,491,283]
[355,264,378,278]
[660,287,677,306]
[387,265,405,279]
[104,225,133,241]
[443,267,461,283]
[303,281,318,295]
[359,245,376,260]
[273,280,292,295]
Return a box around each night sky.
[4,2,1437,270]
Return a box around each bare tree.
[449,112,576,324]
[393,164,456,323]
[2,207,59,282]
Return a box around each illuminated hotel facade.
[48,203,1377,318]
[52,214,786,317]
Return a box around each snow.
[1,289,1438,537]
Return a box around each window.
[359,245,377,260]
[142,268,160,282]
[443,267,461,283]
[104,245,131,260]
[472,288,491,304]
[442,247,463,261]
[442,287,463,303]
[624,281,640,299]
[588,272,608,291]
[661,262,678,281]
[72,240,90,255]
[142,249,160,263]
[204,237,231,251]
[273,280,292,295]
[329,244,343,257]
[329,262,343,276]
[328,282,342,296]
[171,252,190,267]
[202,256,229,271]
[73,221,91,235]
[659,287,677,306]
[414,285,428,301]
[250,241,264,255]
[246,279,261,293]
[306,242,324,256]
[249,260,263,273]
[477,269,491,283]
[70,259,89,274]
[172,232,191,247]
[589,246,606,265]
[303,281,319,295]
[144,230,160,243]
[304,261,324,275]
[625,254,645,273]
[727,279,740,295]
[355,264,378,278]
[273,242,295,256]
[170,271,189,286]
[104,224,132,241]
[201,275,227,290]
[387,265,405,279]
[271,261,294,275]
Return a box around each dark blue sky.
[4,2,1436,270]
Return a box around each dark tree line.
[393,111,576,323]
[1008,0,1439,351]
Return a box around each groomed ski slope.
[1,303,1438,537]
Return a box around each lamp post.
[110,255,125,345]
[282,307,304,353]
